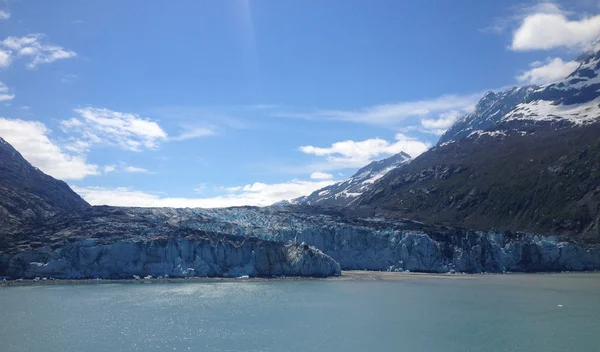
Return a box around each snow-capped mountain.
[290,152,412,207]
[502,48,600,125]
[437,85,537,145]
[354,45,600,239]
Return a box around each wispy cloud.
[299,133,431,170]
[0,82,15,101]
[1,34,77,69]
[516,57,579,84]
[171,126,216,141]
[0,49,11,68]
[62,107,168,152]
[273,92,481,127]
[310,172,333,180]
[420,110,463,135]
[72,178,337,208]
[0,117,98,180]
[103,162,151,174]
[0,10,10,20]
[123,165,150,173]
[61,74,78,84]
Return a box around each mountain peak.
[288,152,411,207]
[437,85,537,145]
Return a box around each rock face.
[289,152,411,207]
[0,234,340,279]
[0,137,89,234]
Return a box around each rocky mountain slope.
[438,85,536,145]
[290,152,411,207]
[354,47,600,240]
[0,137,89,234]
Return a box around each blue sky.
[1,0,599,207]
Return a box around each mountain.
[0,137,89,233]
[1,133,599,277]
[502,48,600,125]
[290,152,411,207]
[438,85,537,145]
[354,48,600,240]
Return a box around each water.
[1,273,599,352]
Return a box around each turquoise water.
[1,274,599,352]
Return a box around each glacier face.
[1,205,599,278]
[82,206,600,274]
[0,235,341,279]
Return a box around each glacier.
[0,233,341,279]
[1,205,599,279]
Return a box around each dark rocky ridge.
[0,137,89,234]
[356,121,600,240]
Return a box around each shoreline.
[1,270,599,287]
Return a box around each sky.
[1,0,599,207]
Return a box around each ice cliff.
[0,232,341,279]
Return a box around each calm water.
[1,273,599,352]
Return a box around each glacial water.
[1,273,599,352]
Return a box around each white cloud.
[62,107,168,151]
[511,3,600,51]
[310,172,333,180]
[0,50,11,68]
[102,162,150,174]
[103,165,117,173]
[0,117,98,180]
[273,93,482,127]
[171,126,216,141]
[0,10,10,20]
[1,34,77,68]
[516,57,580,84]
[420,110,462,135]
[123,165,150,173]
[0,82,15,101]
[72,179,337,208]
[299,133,430,170]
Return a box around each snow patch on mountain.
[438,86,537,145]
[503,96,600,125]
